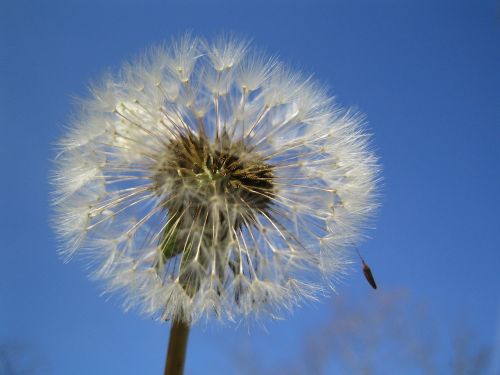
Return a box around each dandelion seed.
[356,248,378,290]
[51,34,380,325]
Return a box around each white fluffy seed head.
[51,34,380,324]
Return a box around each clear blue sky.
[1,0,499,374]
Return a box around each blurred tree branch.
[233,290,493,375]
[0,340,49,375]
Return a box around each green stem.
[164,320,190,375]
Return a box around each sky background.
[1,0,499,374]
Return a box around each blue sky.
[1,0,499,374]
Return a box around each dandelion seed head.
[52,34,380,324]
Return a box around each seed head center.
[153,131,275,214]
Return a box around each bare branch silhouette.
[233,289,493,375]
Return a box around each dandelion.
[52,33,379,374]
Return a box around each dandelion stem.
[164,320,190,375]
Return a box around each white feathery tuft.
[51,34,380,324]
